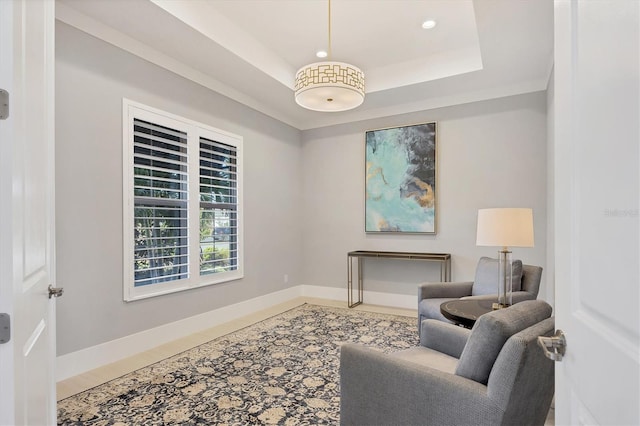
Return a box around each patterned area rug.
[57,304,418,425]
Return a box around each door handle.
[48,285,64,299]
[538,330,566,361]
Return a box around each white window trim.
[123,99,244,301]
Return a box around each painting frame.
[365,122,437,234]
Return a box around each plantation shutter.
[199,137,239,275]
[133,118,189,286]
[124,100,243,301]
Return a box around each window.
[199,137,239,275]
[123,100,243,301]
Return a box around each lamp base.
[497,249,513,308]
[492,302,511,310]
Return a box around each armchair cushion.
[471,256,524,295]
[391,347,458,374]
[420,319,470,358]
[418,297,456,325]
[455,300,553,385]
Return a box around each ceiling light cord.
[328,0,332,60]
[294,0,365,112]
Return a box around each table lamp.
[476,208,534,309]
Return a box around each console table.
[347,250,451,308]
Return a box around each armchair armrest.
[418,281,473,301]
[420,319,470,358]
[511,291,537,303]
[340,344,499,426]
[461,291,537,304]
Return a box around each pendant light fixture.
[294,0,365,112]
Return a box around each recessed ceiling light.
[316,50,328,58]
[422,20,437,29]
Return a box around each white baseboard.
[300,285,415,309]
[56,286,300,381]
[56,285,415,381]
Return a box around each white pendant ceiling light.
[294,0,365,112]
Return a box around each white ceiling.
[56,0,553,130]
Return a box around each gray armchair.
[418,257,543,336]
[340,300,555,426]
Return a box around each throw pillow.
[471,256,523,296]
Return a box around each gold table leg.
[347,254,363,308]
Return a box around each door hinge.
[0,89,8,120]
[0,313,10,344]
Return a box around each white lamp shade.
[294,61,365,112]
[476,208,534,248]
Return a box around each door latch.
[48,285,64,299]
[0,89,8,120]
[0,313,10,344]
[538,329,566,361]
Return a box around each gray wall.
[301,92,548,297]
[55,23,303,356]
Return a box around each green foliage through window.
[124,101,242,300]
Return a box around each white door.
[553,1,639,425]
[0,0,57,425]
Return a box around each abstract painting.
[365,122,437,233]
